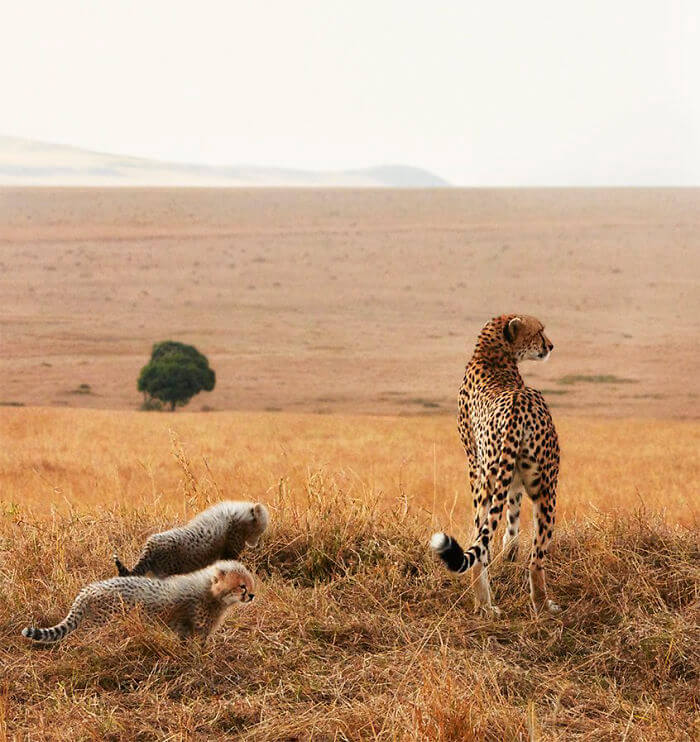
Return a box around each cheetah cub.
[113,501,269,578]
[22,560,255,644]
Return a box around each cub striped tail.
[430,532,472,573]
[22,616,76,643]
[22,596,87,643]
[113,553,131,577]
[22,623,70,643]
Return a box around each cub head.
[244,502,269,547]
[502,315,554,362]
[210,562,256,606]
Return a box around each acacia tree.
[137,341,215,411]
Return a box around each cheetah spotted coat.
[431,314,560,614]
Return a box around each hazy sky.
[2,1,698,185]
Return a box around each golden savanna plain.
[0,188,698,740]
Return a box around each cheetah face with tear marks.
[503,315,554,363]
[211,566,256,606]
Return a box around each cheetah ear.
[503,317,523,343]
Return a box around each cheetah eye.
[240,584,247,592]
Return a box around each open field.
[1,408,698,740]
[1,187,699,418]
[1,188,698,738]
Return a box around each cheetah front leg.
[190,606,219,642]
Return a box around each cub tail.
[22,599,86,644]
[22,623,71,643]
[430,532,469,573]
[113,553,131,577]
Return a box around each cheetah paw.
[475,604,502,618]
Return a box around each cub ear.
[252,503,268,523]
[503,317,523,343]
[211,567,225,583]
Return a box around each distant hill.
[0,136,449,187]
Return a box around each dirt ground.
[1,187,698,418]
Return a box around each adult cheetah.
[431,314,560,615]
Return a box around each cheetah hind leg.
[502,485,523,562]
[529,494,561,615]
[473,562,502,617]
[472,501,502,616]
[471,487,501,616]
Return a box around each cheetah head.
[210,562,256,606]
[503,315,554,362]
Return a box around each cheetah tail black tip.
[113,553,131,577]
[430,532,469,573]
[22,624,69,643]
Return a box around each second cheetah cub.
[114,501,269,578]
[22,560,256,644]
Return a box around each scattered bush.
[69,383,92,395]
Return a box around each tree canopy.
[137,341,215,410]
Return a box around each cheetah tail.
[432,397,524,575]
[21,598,86,644]
[113,553,131,577]
[430,532,469,572]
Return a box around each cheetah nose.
[547,342,554,352]
[248,594,255,602]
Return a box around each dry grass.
[1,408,698,740]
